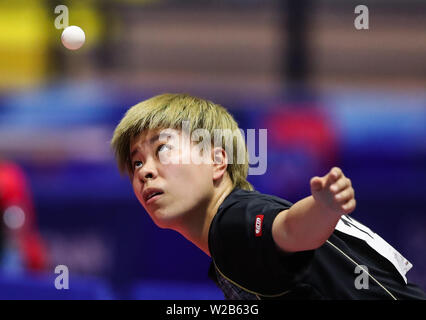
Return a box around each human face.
[130,128,214,229]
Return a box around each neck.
[175,182,234,257]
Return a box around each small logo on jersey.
[255,215,264,237]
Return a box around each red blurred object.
[0,161,48,271]
[264,104,338,166]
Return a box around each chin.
[150,209,181,229]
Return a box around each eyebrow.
[130,133,172,159]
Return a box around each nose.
[137,158,158,182]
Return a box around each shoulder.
[210,189,293,247]
[217,188,293,217]
[208,188,312,296]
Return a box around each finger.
[325,167,343,187]
[330,177,351,194]
[334,188,354,204]
[310,176,324,192]
[330,167,343,181]
[342,198,356,214]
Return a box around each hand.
[310,167,356,216]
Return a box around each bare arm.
[272,167,356,253]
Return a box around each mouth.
[143,188,164,205]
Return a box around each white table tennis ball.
[61,26,85,50]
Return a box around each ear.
[211,147,228,181]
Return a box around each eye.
[157,144,172,154]
[133,160,143,169]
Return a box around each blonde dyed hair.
[110,93,253,191]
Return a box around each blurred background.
[0,0,425,299]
